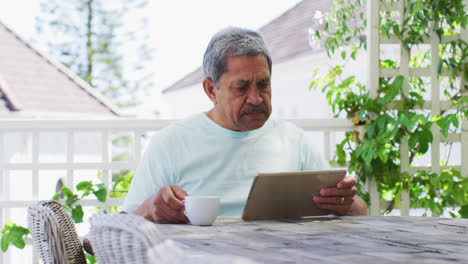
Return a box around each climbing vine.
[311,0,468,217]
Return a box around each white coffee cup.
[184,196,220,226]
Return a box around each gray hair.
[202,27,272,87]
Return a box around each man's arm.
[134,185,190,223]
[122,134,185,221]
[313,176,368,216]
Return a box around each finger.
[153,202,173,222]
[320,186,357,197]
[159,198,185,217]
[337,176,357,189]
[155,209,188,224]
[172,208,189,224]
[313,195,354,205]
[171,185,188,201]
[161,186,185,210]
[151,195,176,223]
[180,213,190,224]
[157,201,187,222]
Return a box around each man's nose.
[246,86,263,105]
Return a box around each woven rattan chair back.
[27,200,86,264]
[88,213,163,264]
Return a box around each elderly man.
[122,27,367,223]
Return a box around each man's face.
[209,55,272,131]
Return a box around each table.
[156,216,468,263]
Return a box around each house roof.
[0,20,121,116]
[162,0,332,93]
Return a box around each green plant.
[1,221,29,252]
[86,254,97,264]
[52,180,107,223]
[311,0,468,217]
[109,171,133,213]
[0,179,107,257]
[1,178,119,262]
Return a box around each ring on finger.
[340,196,344,205]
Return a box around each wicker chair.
[27,200,87,264]
[87,212,164,264]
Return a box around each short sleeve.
[121,133,175,213]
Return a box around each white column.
[462,122,468,178]
[368,0,380,99]
[324,131,331,162]
[32,247,39,264]
[134,131,143,162]
[367,0,380,216]
[66,131,74,189]
[32,132,39,200]
[102,131,110,211]
[399,0,410,216]
[431,21,441,217]
[461,22,468,178]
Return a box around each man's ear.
[203,78,218,104]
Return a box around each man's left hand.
[313,176,358,215]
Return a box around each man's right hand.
[133,185,189,224]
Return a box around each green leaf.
[71,205,84,223]
[459,205,468,218]
[1,235,9,252]
[1,224,29,252]
[377,117,386,130]
[408,114,422,131]
[315,30,321,40]
[392,76,405,90]
[61,187,74,198]
[10,226,29,237]
[363,148,375,167]
[367,123,375,137]
[351,44,357,60]
[9,234,26,249]
[431,115,442,123]
[3,221,14,231]
[52,193,60,201]
[378,148,388,163]
[454,184,466,205]
[449,211,458,218]
[92,189,107,203]
[86,254,97,264]
[462,178,468,192]
[393,24,401,38]
[336,144,347,166]
[76,181,93,191]
[341,50,346,60]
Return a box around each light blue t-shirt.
[122,113,326,216]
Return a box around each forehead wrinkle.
[232,79,250,87]
[230,74,270,88]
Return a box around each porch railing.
[0,118,355,264]
[1,118,465,263]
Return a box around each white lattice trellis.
[367,0,468,216]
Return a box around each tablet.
[241,169,347,221]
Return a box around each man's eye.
[236,86,248,92]
[258,81,270,89]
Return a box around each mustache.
[241,105,268,116]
